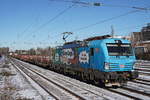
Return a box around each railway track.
[123,85,150,97]
[107,80,150,100]
[10,58,111,100]
[11,61,86,100]
[135,68,150,72]
[135,63,150,75]
[137,78,150,83]
[108,87,150,100]
[10,58,150,100]
[107,61,150,99]
[132,79,150,86]
[11,61,63,100]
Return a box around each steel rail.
[11,58,105,100]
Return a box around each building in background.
[131,23,150,47]
[130,23,150,60]
[0,47,9,55]
[141,23,150,41]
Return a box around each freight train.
[12,35,138,87]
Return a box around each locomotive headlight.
[104,62,109,70]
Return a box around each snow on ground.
[11,58,150,100]
[126,81,150,94]
[139,74,150,80]
[135,60,150,80]
[0,56,54,100]
[11,61,55,100]
[16,58,132,100]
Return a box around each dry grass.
[16,98,32,100]
[0,71,15,76]
[0,93,13,100]
[3,86,16,91]
[2,64,10,68]
[5,60,10,64]
[0,83,32,100]
[0,94,32,100]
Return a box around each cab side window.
[90,48,94,56]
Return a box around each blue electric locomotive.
[52,35,138,87]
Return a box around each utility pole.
[111,25,114,38]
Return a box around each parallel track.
[11,58,150,100]
[107,88,142,100]
[137,78,150,83]
[11,61,59,100]
[11,61,86,100]
[11,58,108,100]
[107,81,150,100]
[131,79,150,86]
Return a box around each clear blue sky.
[0,0,150,50]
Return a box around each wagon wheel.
[81,72,86,81]
[93,79,99,85]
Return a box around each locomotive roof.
[88,38,130,46]
[84,35,111,41]
[63,40,82,48]
[61,35,130,48]
[64,40,82,45]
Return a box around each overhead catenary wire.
[118,23,148,31]
[71,9,145,32]
[24,1,79,46]
[73,5,150,32]
[49,1,150,34]
[20,13,41,38]
[28,0,149,39]
[15,11,41,50]
[20,3,75,48]
[29,4,75,38]
[17,21,35,39]
[17,1,150,49]
[72,22,148,41]
[101,4,150,11]
[49,0,95,6]
[49,0,150,10]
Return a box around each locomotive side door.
[90,48,95,68]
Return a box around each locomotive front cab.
[104,40,135,72]
[102,39,138,86]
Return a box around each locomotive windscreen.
[107,43,133,56]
